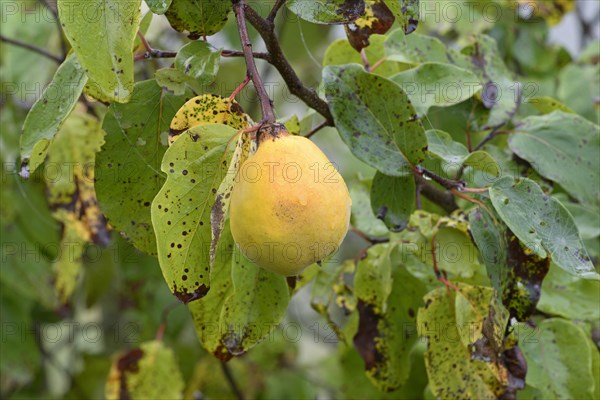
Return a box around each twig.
[369,57,386,72]
[38,0,68,58]
[304,120,328,138]
[229,76,251,100]
[222,49,271,61]
[233,0,276,123]
[360,48,370,70]
[473,125,509,151]
[242,4,334,124]
[266,0,287,22]
[220,361,245,400]
[134,31,177,61]
[416,166,466,191]
[351,227,389,244]
[415,176,459,213]
[0,34,63,63]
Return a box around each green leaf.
[105,341,184,399]
[426,130,499,178]
[323,64,427,175]
[175,40,221,84]
[96,80,193,255]
[189,225,289,360]
[517,319,596,400]
[20,53,87,175]
[557,63,600,123]
[154,68,190,95]
[349,177,389,237]
[390,62,481,115]
[165,0,231,38]
[145,0,173,14]
[151,124,236,302]
[370,171,415,231]
[57,0,141,103]
[537,264,600,321]
[382,0,419,34]
[469,206,551,320]
[450,34,520,128]
[323,36,403,78]
[287,0,365,24]
[508,111,600,208]
[526,96,575,115]
[489,177,598,280]
[384,29,449,64]
[353,243,427,391]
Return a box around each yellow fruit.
[229,126,352,276]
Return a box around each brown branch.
[220,361,245,400]
[242,4,334,125]
[233,0,276,123]
[0,35,63,63]
[416,176,459,214]
[304,120,328,138]
[416,166,466,191]
[221,49,271,61]
[266,0,287,22]
[134,31,177,61]
[473,126,510,151]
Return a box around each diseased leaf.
[527,96,575,115]
[165,0,231,38]
[169,94,251,145]
[287,0,365,24]
[345,0,395,51]
[20,53,87,175]
[370,171,415,231]
[508,111,600,208]
[96,80,193,255]
[354,243,427,391]
[105,341,184,399]
[189,225,289,360]
[57,0,141,102]
[490,177,598,280]
[151,124,236,302]
[323,64,427,175]
[517,319,595,400]
[382,0,419,34]
[390,63,481,115]
[45,112,109,302]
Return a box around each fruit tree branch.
[0,34,64,64]
[266,0,287,22]
[242,4,334,125]
[233,0,276,123]
[220,361,245,400]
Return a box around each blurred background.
[1,0,599,398]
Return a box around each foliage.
[2,0,598,399]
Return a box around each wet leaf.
[345,0,395,51]
[57,0,141,102]
[370,171,415,231]
[20,53,87,175]
[490,177,598,280]
[323,64,427,175]
[390,63,481,115]
[151,124,236,302]
[105,341,184,399]
[508,111,600,208]
[145,0,173,14]
[46,112,108,302]
[287,0,365,24]
[96,80,193,255]
[165,0,231,38]
[517,319,595,399]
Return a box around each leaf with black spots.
[370,171,415,232]
[151,124,236,303]
[165,0,231,38]
[287,0,365,24]
[383,0,419,34]
[345,0,395,51]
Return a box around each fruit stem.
[233,1,276,124]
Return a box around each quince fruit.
[230,125,351,276]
